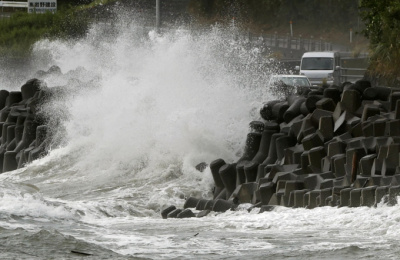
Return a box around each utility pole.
[156,0,160,31]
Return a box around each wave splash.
[2,14,279,215]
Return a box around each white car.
[269,74,313,97]
[270,74,312,88]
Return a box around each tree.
[360,0,400,82]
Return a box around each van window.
[301,58,334,70]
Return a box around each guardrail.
[0,1,28,8]
[340,68,367,83]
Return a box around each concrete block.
[305,95,323,113]
[320,179,334,189]
[197,210,211,218]
[296,114,314,143]
[349,188,362,207]
[388,185,400,206]
[250,128,279,165]
[219,163,237,198]
[236,132,263,165]
[324,87,341,103]
[259,182,275,205]
[300,151,310,173]
[204,200,215,210]
[373,119,387,137]
[353,176,369,188]
[396,99,400,119]
[327,141,347,158]
[3,151,17,172]
[333,110,348,134]
[268,193,280,206]
[322,157,331,172]
[361,186,378,207]
[388,120,400,136]
[262,133,285,166]
[300,100,310,115]
[346,148,366,177]
[303,192,310,208]
[328,194,340,207]
[318,116,334,141]
[389,92,400,112]
[382,143,400,176]
[308,146,325,171]
[307,190,320,209]
[361,105,381,122]
[354,79,372,94]
[283,180,304,197]
[272,101,290,123]
[380,176,393,186]
[266,164,299,182]
[375,186,389,205]
[293,189,309,208]
[256,163,267,181]
[260,100,281,120]
[284,97,306,123]
[339,188,353,207]
[341,89,362,113]
[184,197,200,209]
[167,208,183,218]
[244,161,259,183]
[272,172,298,184]
[363,86,392,101]
[210,158,226,188]
[235,182,258,204]
[318,188,332,206]
[303,174,324,190]
[311,109,334,128]
[279,194,290,207]
[351,122,364,137]
[288,119,304,139]
[275,135,296,162]
[195,199,209,211]
[316,98,336,112]
[212,199,236,212]
[302,132,324,151]
[391,175,400,186]
[161,205,176,219]
[371,159,383,176]
[177,209,196,218]
[249,121,265,133]
[284,144,304,165]
[362,122,374,137]
[259,205,275,213]
[332,154,346,177]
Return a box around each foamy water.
[0,13,398,260]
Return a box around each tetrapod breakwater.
[162,80,400,219]
[0,78,51,173]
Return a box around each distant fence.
[0,0,57,13]
[340,57,369,83]
[248,33,351,53]
[0,1,28,8]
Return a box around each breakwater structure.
[0,78,50,173]
[162,80,400,219]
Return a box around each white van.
[295,51,341,86]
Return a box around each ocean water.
[0,14,399,260]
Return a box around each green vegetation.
[0,0,111,58]
[0,11,88,57]
[359,0,400,83]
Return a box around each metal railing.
[0,1,28,8]
[340,68,367,83]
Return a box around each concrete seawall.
[164,79,400,218]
